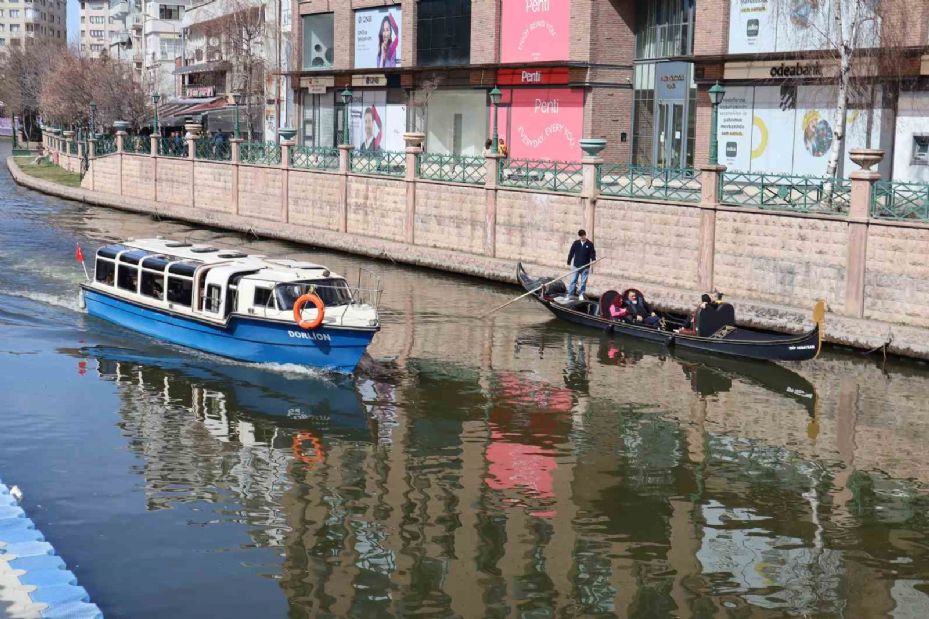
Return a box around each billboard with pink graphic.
[500,0,571,63]
[497,88,584,161]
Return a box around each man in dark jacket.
[566,229,596,299]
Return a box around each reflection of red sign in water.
[496,88,584,161]
[500,0,571,63]
[485,431,556,500]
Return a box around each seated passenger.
[676,293,713,335]
[608,297,629,321]
[625,290,660,327]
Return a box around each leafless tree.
[409,73,443,134]
[0,39,65,138]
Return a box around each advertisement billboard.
[355,6,402,69]
[728,0,776,54]
[351,90,406,152]
[717,86,754,171]
[749,86,796,174]
[498,87,584,161]
[500,0,571,63]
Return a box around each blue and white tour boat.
[79,238,381,373]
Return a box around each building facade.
[289,0,929,177]
[0,0,66,49]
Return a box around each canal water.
[2,144,929,618]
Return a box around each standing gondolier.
[566,229,596,299]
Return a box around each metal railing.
[350,150,406,177]
[418,153,486,185]
[95,135,117,156]
[195,136,232,161]
[721,171,851,213]
[499,158,583,193]
[158,136,187,158]
[67,140,78,155]
[599,164,702,203]
[871,180,929,221]
[122,135,149,155]
[290,145,339,171]
[239,141,281,166]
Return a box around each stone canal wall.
[12,135,929,360]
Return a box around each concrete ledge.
[8,155,929,361]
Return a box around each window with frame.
[253,287,275,309]
[635,0,694,60]
[912,135,929,165]
[116,265,139,292]
[302,13,334,70]
[416,0,470,66]
[167,277,193,306]
[159,4,181,20]
[95,259,115,285]
[140,271,165,299]
[204,284,222,313]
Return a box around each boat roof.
[99,238,342,283]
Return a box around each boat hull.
[83,287,376,373]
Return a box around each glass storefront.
[423,90,486,156]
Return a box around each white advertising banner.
[773,0,830,53]
[750,86,796,174]
[717,85,754,171]
[792,85,835,176]
[351,90,406,152]
[728,0,776,54]
[354,6,402,69]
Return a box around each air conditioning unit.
[307,31,332,67]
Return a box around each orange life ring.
[292,431,324,465]
[293,293,325,330]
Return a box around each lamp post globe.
[708,81,726,166]
[489,87,502,152]
[340,88,353,146]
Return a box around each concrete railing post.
[698,164,726,292]
[115,131,125,153]
[115,130,127,195]
[483,153,503,257]
[845,149,883,318]
[230,138,242,216]
[580,154,602,244]
[338,144,353,233]
[403,132,425,244]
[186,136,197,207]
[280,140,293,223]
[149,134,159,157]
[148,134,159,203]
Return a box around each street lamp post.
[151,92,160,135]
[232,92,242,140]
[489,87,502,153]
[708,81,726,166]
[340,88,353,146]
[89,101,97,137]
[11,115,17,149]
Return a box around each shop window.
[912,135,929,165]
[302,13,333,70]
[635,0,694,60]
[416,0,470,66]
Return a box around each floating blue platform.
[0,479,102,618]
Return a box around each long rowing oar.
[481,257,607,318]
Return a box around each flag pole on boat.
[75,243,90,281]
[481,257,607,318]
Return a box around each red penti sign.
[496,67,570,86]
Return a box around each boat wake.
[2,290,84,313]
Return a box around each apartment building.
[142,1,190,96]
[79,0,125,58]
[0,0,66,49]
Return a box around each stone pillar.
[338,144,353,233]
[697,164,725,292]
[87,139,97,191]
[186,136,197,208]
[403,132,425,245]
[230,138,242,216]
[149,134,159,157]
[483,153,503,257]
[115,131,125,153]
[844,149,883,318]
[280,140,293,223]
[580,154,602,241]
[115,130,127,196]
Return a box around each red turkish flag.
[75,243,84,263]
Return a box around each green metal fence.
[290,145,339,170]
[195,136,232,161]
[67,140,78,155]
[418,153,486,185]
[499,158,583,193]
[158,136,187,158]
[871,180,929,221]
[123,135,149,155]
[721,171,851,213]
[350,150,406,177]
[240,141,281,166]
[599,164,702,202]
[95,135,117,156]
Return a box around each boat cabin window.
[274,279,353,310]
[167,277,193,307]
[204,284,222,313]
[97,244,130,259]
[117,265,139,293]
[118,250,147,265]
[95,259,115,285]
[140,271,165,300]
[253,287,275,309]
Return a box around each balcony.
[108,1,128,17]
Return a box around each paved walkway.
[0,479,102,618]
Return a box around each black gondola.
[517,263,825,362]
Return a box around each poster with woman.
[354,7,402,69]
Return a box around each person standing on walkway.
[566,229,595,299]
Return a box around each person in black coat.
[624,290,660,327]
[566,229,596,298]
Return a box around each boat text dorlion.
[287,330,332,342]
